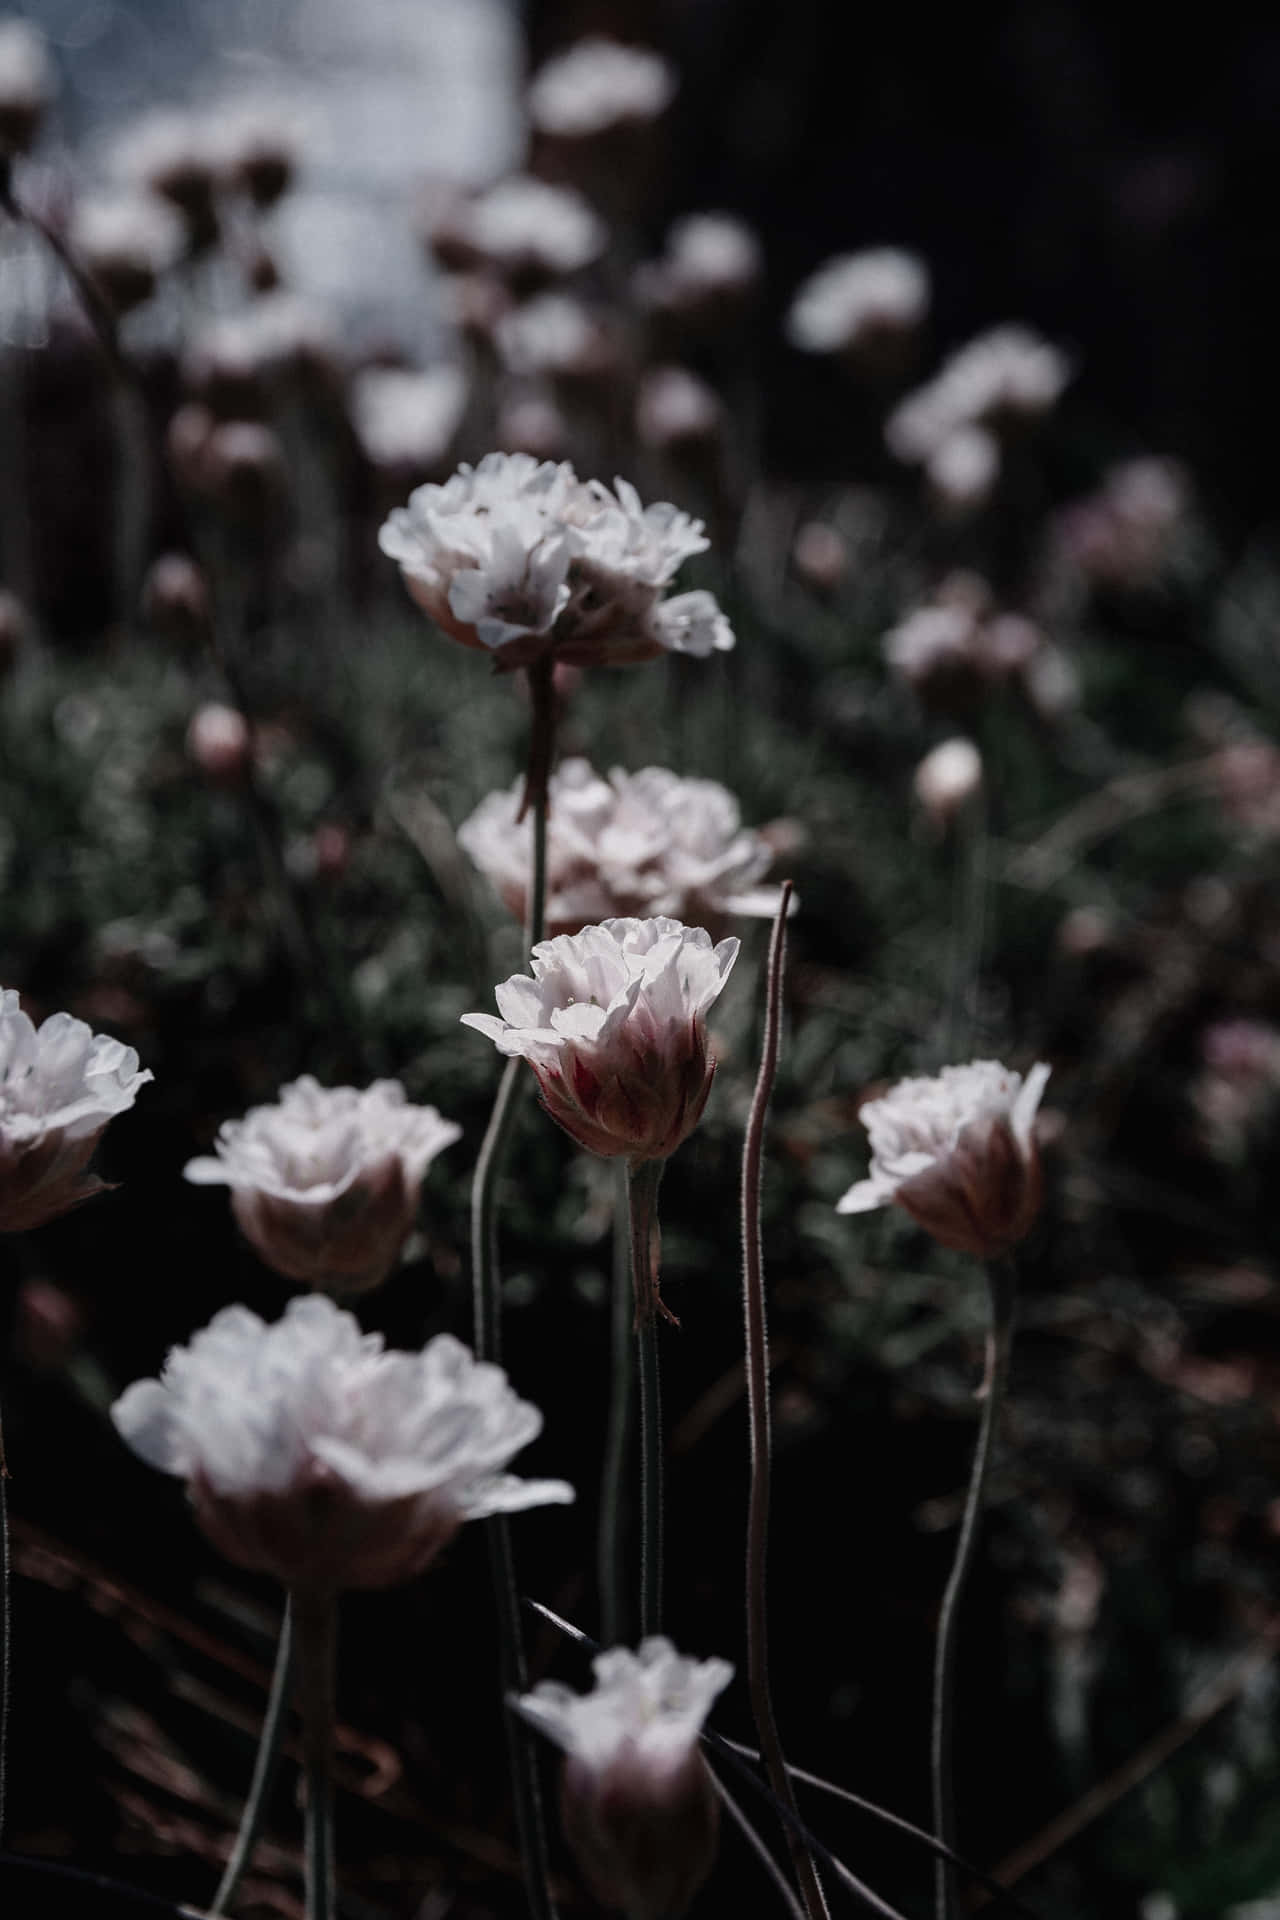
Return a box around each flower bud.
[913,737,982,828]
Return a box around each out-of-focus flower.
[883,576,1060,710]
[1193,1019,1280,1161]
[184,1075,461,1295]
[463,918,738,1170]
[528,39,677,140]
[635,366,721,451]
[516,1637,731,1920]
[1,989,152,1232]
[111,1296,573,1590]
[209,102,302,207]
[184,293,337,411]
[349,364,468,475]
[497,393,570,460]
[494,293,617,381]
[69,193,185,313]
[633,212,762,320]
[459,757,784,936]
[926,424,1000,514]
[1056,457,1189,590]
[887,325,1070,465]
[142,553,211,645]
[0,18,53,156]
[837,1059,1050,1256]
[914,737,983,828]
[186,701,251,782]
[379,453,733,670]
[429,175,606,286]
[786,248,929,358]
[108,109,220,239]
[1215,739,1280,838]
[791,522,848,591]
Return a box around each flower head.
[517,1637,731,1920]
[459,757,783,936]
[634,213,762,318]
[349,365,468,474]
[887,325,1070,465]
[184,1076,461,1295]
[112,1296,573,1591]
[1,990,152,1232]
[462,917,738,1167]
[458,174,606,281]
[528,39,677,139]
[0,19,53,156]
[69,192,185,313]
[786,248,930,357]
[837,1059,1050,1256]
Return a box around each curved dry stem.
[208,1601,294,1915]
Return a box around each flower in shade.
[379,453,734,670]
[785,248,930,357]
[0,989,152,1232]
[111,1295,573,1591]
[887,325,1070,467]
[527,39,677,139]
[458,757,784,937]
[462,917,738,1168]
[516,1637,731,1920]
[184,1076,461,1295]
[458,174,606,281]
[837,1059,1051,1257]
[633,212,762,319]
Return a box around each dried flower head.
[1,989,152,1232]
[786,248,930,357]
[528,39,677,139]
[185,1075,461,1295]
[458,757,783,936]
[112,1296,573,1591]
[837,1059,1051,1256]
[378,453,733,670]
[517,1637,731,1920]
[462,917,738,1168]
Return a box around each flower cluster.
[1,989,152,1232]
[883,573,1076,718]
[786,248,930,358]
[517,1637,731,1920]
[427,174,607,285]
[462,917,738,1167]
[887,325,1071,501]
[527,38,677,139]
[379,452,733,670]
[458,757,783,936]
[112,1295,573,1591]
[838,1059,1050,1257]
[185,1075,461,1294]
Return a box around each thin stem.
[628,1157,666,1638]
[740,884,828,1920]
[0,1402,10,1850]
[932,1256,1017,1920]
[208,1601,295,1915]
[943,784,987,1061]
[598,1159,634,1644]
[710,1769,808,1920]
[291,1591,337,1920]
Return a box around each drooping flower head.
[0,989,152,1232]
[185,1076,461,1295]
[837,1059,1051,1257]
[516,1637,732,1920]
[379,453,733,670]
[458,757,784,936]
[462,917,738,1168]
[111,1295,573,1591]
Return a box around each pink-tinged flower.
[837,1059,1051,1256]
[517,1637,731,1920]
[111,1296,573,1592]
[184,1076,461,1295]
[462,918,738,1164]
[0,990,152,1232]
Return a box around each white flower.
[527,39,677,139]
[635,366,721,449]
[913,738,983,827]
[0,19,53,153]
[463,175,606,278]
[517,1638,731,1919]
[185,1075,461,1294]
[463,918,737,1179]
[68,193,185,312]
[663,213,761,297]
[926,424,1000,512]
[350,364,468,473]
[1,989,152,1231]
[785,249,930,355]
[112,1296,573,1590]
[837,1059,1050,1256]
[888,325,1070,463]
[494,293,611,379]
[458,757,783,936]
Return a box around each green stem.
[740,886,828,1920]
[598,1159,634,1645]
[627,1158,666,1639]
[292,1591,337,1920]
[208,1601,295,1915]
[932,1256,1017,1920]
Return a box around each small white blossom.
[527,39,677,139]
[494,292,611,379]
[350,365,469,473]
[518,1636,732,1772]
[786,249,930,356]
[838,1059,1050,1256]
[663,213,761,297]
[112,1296,573,1590]
[913,737,983,827]
[185,1075,461,1294]
[0,18,53,153]
[926,424,1001,511]
[888,325,1070,463]
[459,757,782,936]
[635,366,722,449]
[69,193,185,311]
[463,175,607,279]
[1,989,152,1231]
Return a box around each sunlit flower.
[459,757,783,936]
[837,1059,1050,1256]
[516,1637,731,1920]
[528,39,677,139]
[1,989,152,1232]
[349,364,469,474]
[887,325,1070,464]
[185,1075,461,1295]
[786,248,929,357]
[462,917,738,1171]
[111,1295,573,1590]
[0,18,53,156]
